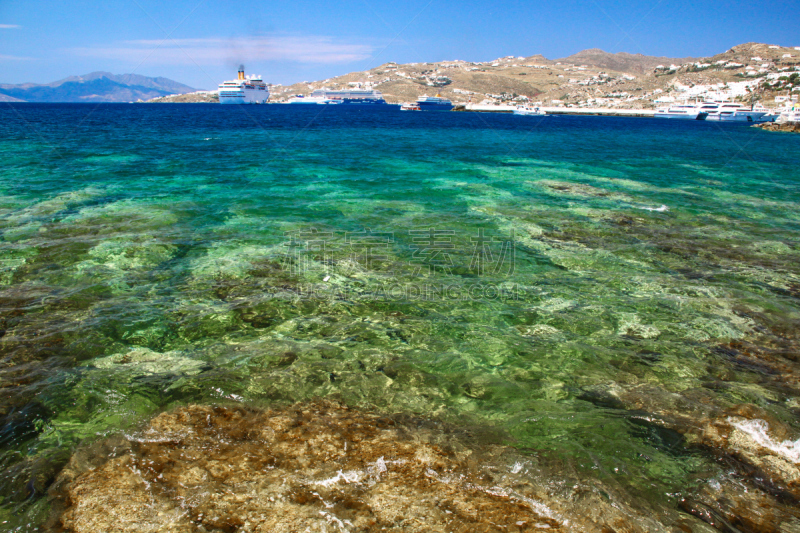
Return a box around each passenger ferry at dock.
[218,66,269,104]
[654,102,717,120]
[416,95,453,111]
[780,106,800,123]
[655,100,774,122]
[288,88,389,106]
[704,102,773,123]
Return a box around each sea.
[2,103,800,530]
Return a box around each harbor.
[457,103,657,117]
[211,66,797,124]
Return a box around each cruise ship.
[288,88,389,106]
[416,95,453,111]
[218,66,269,104]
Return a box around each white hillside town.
[169,43,800,122]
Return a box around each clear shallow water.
[1,103,800,529]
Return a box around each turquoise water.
[2,104,800,528]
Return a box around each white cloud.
[0,54,33,61]
[0,24,21,29]
[67,35,374,65]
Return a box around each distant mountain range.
[0,72,196,103]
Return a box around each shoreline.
[455,104,656,117]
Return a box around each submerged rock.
[46,401,722,533]
[587,382,800,531]
[49,402,563,532]
[533,180,633,202]
[691,406,800,497]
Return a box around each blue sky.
[1,0,798,89]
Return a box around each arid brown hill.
[556,48,696,74]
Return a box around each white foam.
[509,492,558,520]
[373,456,387,475]
[639,204,670,212]
[314,469,363,487]
[311,491,335,508]
[426,467,559,521]
[212,387,243,402]
[728,417,800,463]
[319,510,351,532]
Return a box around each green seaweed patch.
[4,187,109,224]
[0,247,39,286]
[84,238,177,271]
[57,199,181,236]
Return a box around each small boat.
[400,103,421,111]
[513,106,546,116]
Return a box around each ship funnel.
[238,65,245,81]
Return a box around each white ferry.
[779,106,800,123]
[705,102,772,123]
[288,88,389,106]
[218,66,269,104]
[287,95,337,104]
[654,102,716,120]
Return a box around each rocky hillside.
[0,72,196,103]
[556,49,697,75]
[0,93,25,103]
[268,42,798,109]
[145,91,219,104]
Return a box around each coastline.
[455,104,657,117]
[144,92,219,104]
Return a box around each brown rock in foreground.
[754,122,800,133]
[586,381,800,532]
[49,402,564,533]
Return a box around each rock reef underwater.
[2,106,800,532]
